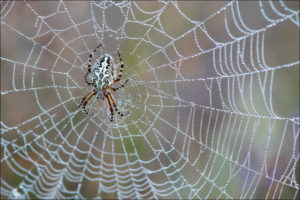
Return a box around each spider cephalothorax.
[78,44,128,121]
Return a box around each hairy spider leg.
[113,50,125,84]
[107,91,125,117]
[84,43,103,86]
[82,94,96,116]
[88,44,102,73]
[84,72,93,86]
[109,79,129,91]
[79,89,96,115]
[79,89,95,107]
[105,94,114,121]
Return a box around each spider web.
[1,1,299,199]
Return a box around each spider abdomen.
[90,55,114,90]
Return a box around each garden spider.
[78,44,128,121]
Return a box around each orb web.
[1,1,299,199]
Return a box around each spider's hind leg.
[87,43,102,73]
[113,50,125,84]
[84,43,103,86]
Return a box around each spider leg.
[84,71,93,86]
[84,43,102,86]
[105,94,114,121]
[87,43,102,73]
[113,50,125,84]
[82,93,96,116]
[79,89,96,116]
[107,91,125,117]
[109,79,129,91]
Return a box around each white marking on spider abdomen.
[90,56,114,90]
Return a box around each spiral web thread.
[1,1,299,199]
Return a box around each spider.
[78,44,128,121]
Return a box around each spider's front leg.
[79,89,96,116]
[105,94,114,121]
[107,91,126,117]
